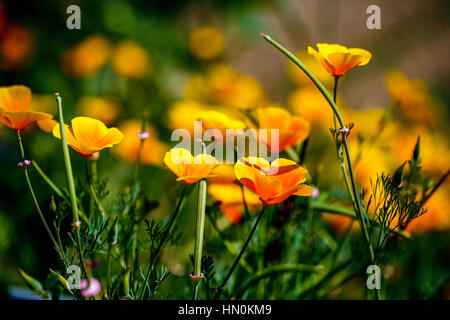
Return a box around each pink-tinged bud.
[338,127,349,133]
[137,131,150,139]
[17,160,31,167]
[189,273,204,284]
[312,187,320,198]
[80,278,101,297]
[73,221,81,229]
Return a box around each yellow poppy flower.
[208,164,237,184]
[52,116,123,157]
[112,40,151,79]
[189,26,225,61]
[308,43,371,77]
[0,85,53,131]
[257,107,310,152]
[234,157,313,205]
[163,148,218,184]
[167,99,204,135]
[197,110,246,139]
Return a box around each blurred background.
[0,0,448,299]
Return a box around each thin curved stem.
[31,160,64,199]
[17,131,65,263]
[214,205,266,300]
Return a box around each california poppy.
[163,148,218,184]
[0,85,53,131]
[257,107,310,152]
[52,116,123,157]
[308,44,371,77]
[234,157,312,205]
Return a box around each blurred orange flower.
[257,107,310,152]
[189,26,225,60]
[406,185,450,234]
[288,87,333,127]
[62,35,111,77]
[112,40,151,79]
[208,184,261,223]
[52,116,123,156]
[77,96,121,125]
[385,70,436,126]
[114,120,167,166]
[234,157,312,205]
[0,25,34,71]
[308,44,371,77]
[0,85,52,131]
[163,148,218,184]
[184,64,266,109]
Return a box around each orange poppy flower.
[234,157,312,205]
[0,85,52,131]
[257,107,310,152]
[163,148,218,184]
[308,44,371,77]
[52,116,123,156]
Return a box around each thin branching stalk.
[55,93,89,282]
[311,201,410,239]
[214,205,266,300]
[17,131,65,263]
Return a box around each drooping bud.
[49,268,73,295]
[18,268,48,299]
[391,162,406,189]
[49,195,57,213]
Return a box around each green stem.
[139,184,187,299]
[214,205,266,300]
[17,131,65,263]
[55,93,89,282]
[31,160,65,199]
[237,264,324,299]
[262,34,378,295]
[193,178,207,300]
[261,33,345,128]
